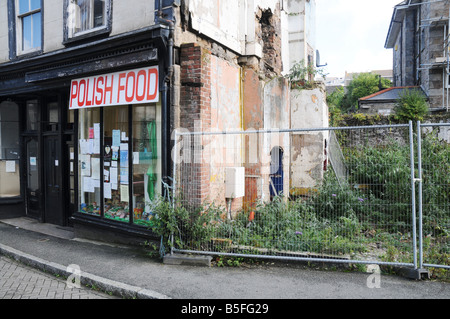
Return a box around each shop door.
[44,135,63,225]
[25,137,41,219]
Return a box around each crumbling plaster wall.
[290,86,329,192]
[175,0,319,209]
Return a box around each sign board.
[69,66,159,109]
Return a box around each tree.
[344,73,392,111]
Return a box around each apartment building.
[385,0,450,111]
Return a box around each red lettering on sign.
[70,81,78,108]
[78,80,87,107]
[147,68,158,101]
[69,67,158,109]
[86,79,93,106]
[125,71,136,103]
[117,73,126,103]
[136,70,147,102]
[95,76,104,105]
[104,75,114,105]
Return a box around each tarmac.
[0,217,449,302]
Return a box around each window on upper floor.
[66,0,112,41]
[16,0,42,55]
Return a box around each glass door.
[25,136,41,219]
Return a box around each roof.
[385,1,410,48]
[359,86,425,102]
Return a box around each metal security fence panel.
[418,123,450,270]
[171,124,418,267]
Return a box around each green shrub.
[394,89,429,122]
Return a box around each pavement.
[0,217,449,303]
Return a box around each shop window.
[16,0,42,55]
[103,105,129,223]
[0,101,20,199]
[132,105,161,226]
[78,104,161,227]
[78,108,101,216]
[66,0,111,40]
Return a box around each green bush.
[394,89,429,122]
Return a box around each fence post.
[170,130,179,256]
[409,121,418,270]
[416,121,424,269]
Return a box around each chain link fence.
[418,122,450,271]
[170,123,429,268]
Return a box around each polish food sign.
[69,66,159,109]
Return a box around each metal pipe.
[156,4,175,187]
[417,121,424,269]
[172,248,415,268]
[409,121,418,270]
[175,124,411,136]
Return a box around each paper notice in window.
[104,183,112,199]
[110,167,118,184]
[6,161,16,173]
[83,177,95,193]
[120,185,129,202]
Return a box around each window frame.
[0,101,22,201]
[63,0,112,45]
[14,0,43,56]
[76,103,162,228]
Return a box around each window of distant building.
[16,0,42,55]
[65,0,112,42]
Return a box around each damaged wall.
[290,86,329,193]
[175,0,323,211]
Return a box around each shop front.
[70,66,164,240]
[0,27,170,243]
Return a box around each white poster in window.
[120,168,129,185]
[80,139,89,155]
[91,158,101,180]
[112,130,121,147]
[80,155,91,176]
[94,123,100,139]
[83,177,95,193]
[110,167,118,184]
[104,183,112,199]
[94,139,101,155]
[6,161,16,173]
[120,185,129,203]
[88,139,94,154]
[133,152,139,165]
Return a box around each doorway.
[270,146,284,200]
[44,135,63,225]
[25,136,41,219]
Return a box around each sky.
[315,0,401,78]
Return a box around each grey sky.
[315,0,400,78]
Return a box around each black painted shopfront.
[0,26,172,243]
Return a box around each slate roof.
[359,86,426,102]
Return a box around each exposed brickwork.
[255,4,283,78]
[179,43,212,207]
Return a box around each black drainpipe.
[156,3,175,189]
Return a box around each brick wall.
[179,43,212,207]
